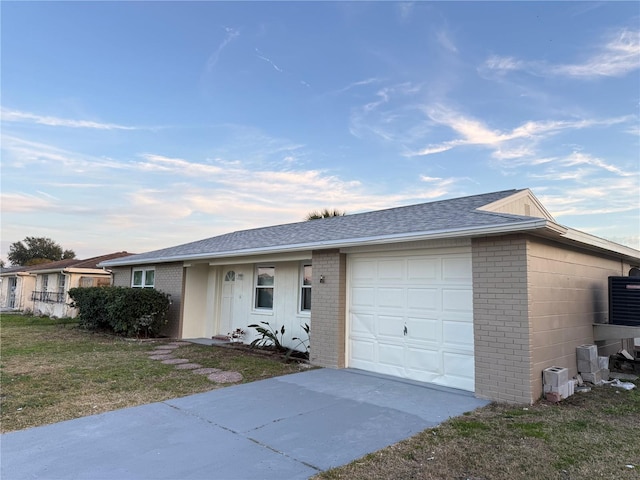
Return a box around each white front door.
[220,270,236,336]
[348,248,475,391]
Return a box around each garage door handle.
[404,325,408,336]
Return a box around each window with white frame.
[254,266,274,309]
[58,274,66,294]
[132,268,155,288]
[42,274,49,292]
[300,264,312,312]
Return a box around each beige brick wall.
[472,235,532,404]
[528,238,627,400]
[310,250,346,368]
[111,267,131,287]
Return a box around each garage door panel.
[406,317,441,343]
[349,250,474,392]
[442,257,472,281]
[378,342,404,365]
[350,339,376,364]
[442,288,473,312]
[442,320,474,348]
[408,259,438,280]
[351,312,376,336]
[378,260,405,281]
[407,288,438,310]
[406,346,440,373]
[352,287,375,307]
[377,315,404,338]
[378,287,405,308]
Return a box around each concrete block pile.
[576,344,609,385]
[543,366,575,402]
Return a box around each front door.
[8,277,17,308]
[220,270,236,336]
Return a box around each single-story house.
[0,252,133,317]
[99,189,640,404]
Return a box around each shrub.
[69,287,170,338]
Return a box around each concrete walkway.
[1,369,488,480]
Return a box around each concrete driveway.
[1,368,488,479]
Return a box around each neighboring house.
[0,265,37,312]
[100,189,640,404]
[0,252,133,317]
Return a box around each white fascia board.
[64,268,110,275]
[99,219,552,267]
[560,228,640,262]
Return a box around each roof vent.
[609,276,640,326]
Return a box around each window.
[300,264,312,312]
[42,274,49,292]
[58,274,66,294]
[132,268,155,288]
[254,266,274,309]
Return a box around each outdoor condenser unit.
[608,276,640,326]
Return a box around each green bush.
[69,287,170,338]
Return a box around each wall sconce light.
[319,275,325,283]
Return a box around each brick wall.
[310,250,346,368]
[528,238,627,400]
[111,267,131,287]
[472,235,532,404]
[154,263,184,338]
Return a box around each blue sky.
[2,1,639,262]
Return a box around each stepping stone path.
[147,342,243,384]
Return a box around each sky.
[1,1,639,263]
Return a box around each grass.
[3,314,639,478]
[316,378,640,480]
[0,313,309,433]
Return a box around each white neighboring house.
[0,252,133,317]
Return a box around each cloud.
[436,29,458,54]
[205,26,240,72]
[1,108,137,130]
[482,27,640,79]
[0,192,55,212]
[255,48,284,72]
[407,104,631,158]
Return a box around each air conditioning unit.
[608,276,640,326]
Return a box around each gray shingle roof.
[102,189,548,267]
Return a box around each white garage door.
[348,249,475,391]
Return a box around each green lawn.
[0,313,308,433]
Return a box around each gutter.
[99,218,554,267]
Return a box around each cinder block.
[601,368,610,381]
[544,383,570,399]
[598,356,609,369]
[576,344,598,362]
[578,358,599,373]
[581,370,603,385]
[543,366,569,387]
[577,345,599,373]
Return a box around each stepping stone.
[157,344,179,350]
[152,349,174,355]
[192,368,222,375]
[207,371,243,383]
[161,358,190,365]
[148,354,174,361]
[175,363,202,370]
[166,342,190,347]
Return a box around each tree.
[8,237,76,266]
[305,208,346,220]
